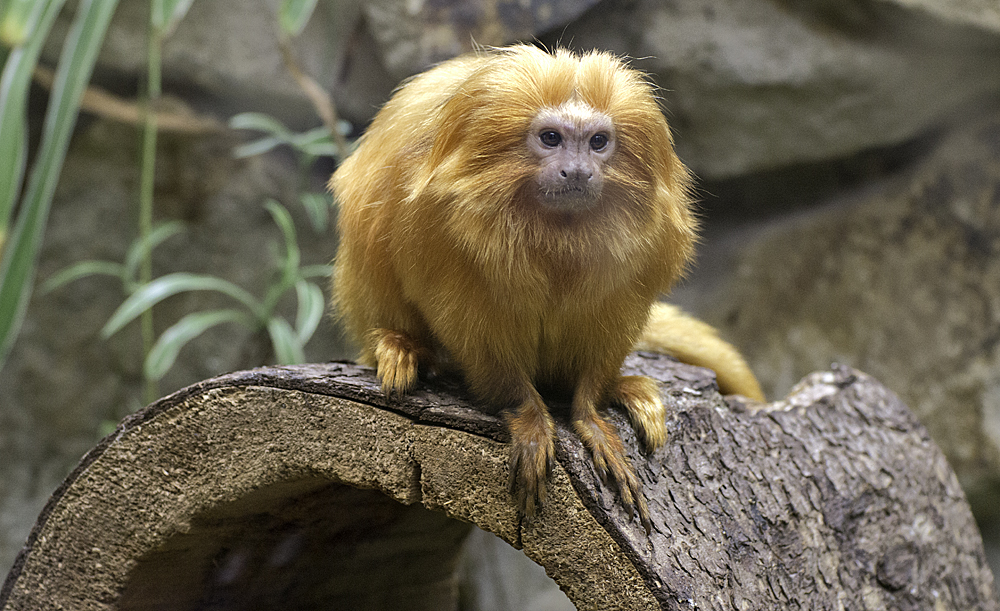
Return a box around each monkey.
[330,45,764,532]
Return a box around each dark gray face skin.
[527,102,616,211]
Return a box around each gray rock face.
[711,109,1000,517]
[563,0,1000,177]
[876,0,1000,33]
[50,0,1000,178]
[361,0,601,78]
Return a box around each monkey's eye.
[539,130,562,147]
[590,133,609,151]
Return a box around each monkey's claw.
[508,438,555,518]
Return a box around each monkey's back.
[328,54,487,362]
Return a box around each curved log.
[1,355,997,610]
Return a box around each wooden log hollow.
[2,355,998,610]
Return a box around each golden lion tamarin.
[331,45,763,532]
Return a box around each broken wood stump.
[2,355,997,610]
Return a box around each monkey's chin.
[537,189,601,212]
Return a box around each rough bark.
[1,355,996,610]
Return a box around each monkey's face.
[526,100,616,212]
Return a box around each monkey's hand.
[505,395,557,519]
[370,329,422,396]
[573,412,652,534]
[612,375,668,451]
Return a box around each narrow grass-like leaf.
[278,0,317,38]
[0,118,25,246]
[0,0,118,365]
[40,260,125,294]
[0,0,47,46]
[266,200,300,273]
[151,0,194,37]
[261,200,300,315]
[299,264,332,279]
[229,112,292,139]
[267,316,305,364]
[0,0,66,233]
[232,136,284,159]
[122,221,185,284]
[298,140,338,158]
[289,126,337,157]
[294,279,323,342]
[144,308,250,380]
[101,272,263,338]
[299,192,329,232]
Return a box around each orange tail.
[636,303,765,401]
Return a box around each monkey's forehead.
[530,101,615,135]
[473,52,657,120]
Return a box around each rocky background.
[2,0,999,606]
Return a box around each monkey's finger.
[590,452,610,487]
[603,453,652,535]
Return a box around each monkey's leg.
[611,375,667,451]
[504,386,557,519]
[572,375,652,534]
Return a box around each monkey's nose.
[559,167,593,187]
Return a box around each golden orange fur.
[331,45,762,531]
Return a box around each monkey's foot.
[574,414,652,534]
[612,375,667,451]
[369,329,421,396]
[505,396,556,518]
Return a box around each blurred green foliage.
[0,0,345,410]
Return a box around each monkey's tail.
[636,302,765,402]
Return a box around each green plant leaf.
[260,200,300,316]
[102,272,263,338]
[122,220,185,285]
[298,192,329,232]
[267,316,304,364]
[0,0,118,366]
[294,279,323,342]
[299,263,332,279]
[40,260,126,294]
[266,199,300,273]
[143,308,249,380]
[298,140,338,158]
[0,117,25,246]
[231,136,284,159]
[0,0,66,235]
[278,0,317,38]
[0,0,49,46]
[229,113,296,159]
[229,112,292,139]
[151,0,194,37]
[289,126,338,157]
[228,114,341,160]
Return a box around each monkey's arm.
[636,302,765,401]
